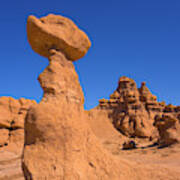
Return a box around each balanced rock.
[27,14,91,61]
[24,13,174,180]
[23,14,135,180]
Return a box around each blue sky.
[0,0,180,109]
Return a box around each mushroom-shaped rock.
[27,14,91,61]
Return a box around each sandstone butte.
[0,14,180,180]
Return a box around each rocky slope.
[0,13,180,180]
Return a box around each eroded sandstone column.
[22,14,132,180]
[22,14,180,180]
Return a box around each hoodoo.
[23,14,131,180]
[1,13,180,180]
[22,14,180,180]
[95,76,180,147]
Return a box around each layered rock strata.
[96,76,180,147]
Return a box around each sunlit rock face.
[23,14,134,180]
[97,77,159,139]
[96,76,180,147]
[23,14,180,180]
[27,14,91,61]
[154,114,180,147]
[1,13,180,180]
[0,97,36,179]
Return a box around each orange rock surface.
[95,76,180,148]
[0,13,180,180]
[27,14,91,61]
[0,97,36,179]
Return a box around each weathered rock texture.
[1,13,180,179]
[23,51,136,180]
[27,14,91,61]
[22,14,180,180]
[24,14,130,180]
[0,97,36,151]
[95,76,180,147]
[0,97,36,179]
[154,114,180,147]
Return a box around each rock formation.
[0,97,36,151]
[154,114,180,147]
[23,14,134,180]
[22,14,180,180]
[95,76,180,147]
[0,97,36,179]
[27,14,91,61]
[1,13,180,180]
[97,77,159,139]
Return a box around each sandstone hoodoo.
[97,77,158,139]
[23,14,180,180]
[96,76,180,147]
[23,14,133,180]
[1,13,180,180]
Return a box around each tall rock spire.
[22,14,133,180]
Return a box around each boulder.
[122,140,136,150]
[27,14,91,61]
[154,114,180,147]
